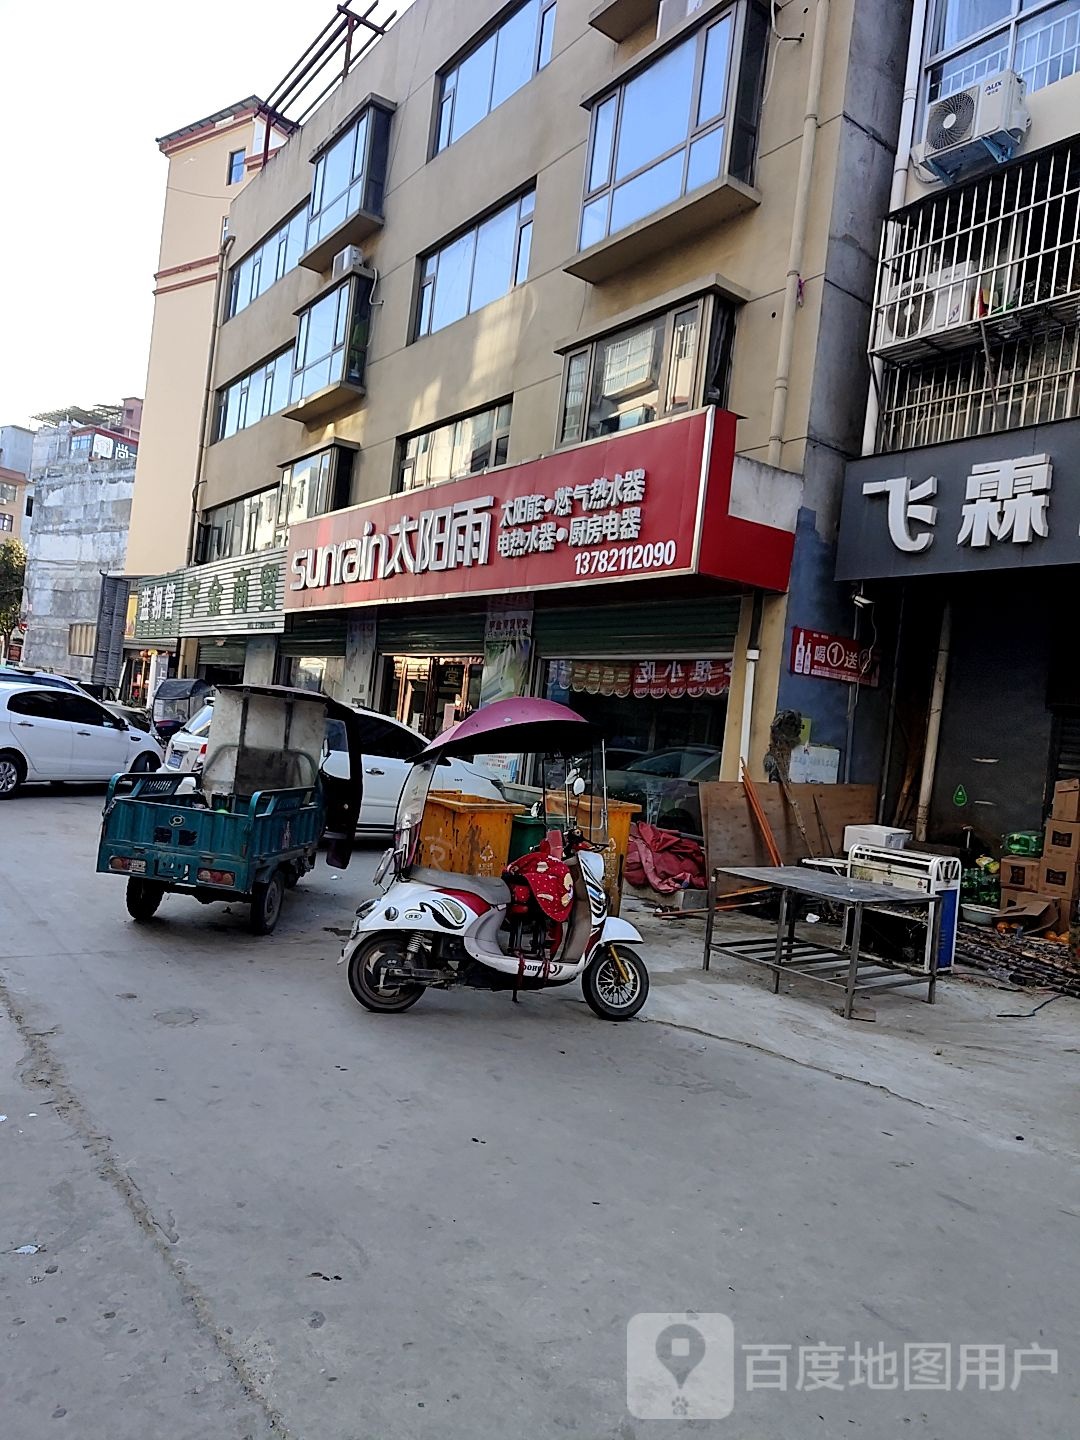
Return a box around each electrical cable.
[997,992,1065,1019]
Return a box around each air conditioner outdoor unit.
[331,245,364,280]
[657,0,704,38]
[876,260,980,349]
[916,71,1030,182]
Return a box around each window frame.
[394,399,514,495]
[0,513,13,533]
[434,0,557,156]
[555,293,733,447]
[923,0,1080,104]
[414,189,535,341]
[289,275,373,406]
[212,347,294,443]
[225,206,308,321]
[227,148,246,185]
[579,4,746,251]
[275,445,354,542]
[195,484,280,564]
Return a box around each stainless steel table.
[703,865,942,1019]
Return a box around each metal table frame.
[703,865,942,1019]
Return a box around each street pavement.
[1,787,1077,1439]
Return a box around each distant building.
[0,424,33,544]
[20,409,141,682]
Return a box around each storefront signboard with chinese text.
[132,572,185,642]
[790,627,879,687]
[286,410,796,613]
[177,550,285,637]
[549,658,733,698]
[837,419,1080,579]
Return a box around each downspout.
[766,0,830,468]
[186,233,234,565]
[915,599,951,842]
[861,0,929,454]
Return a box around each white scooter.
[341,698,649,1021]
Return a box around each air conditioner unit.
[916,71,1030,183]
[657,0,704,39]
[331,245,364,280]
[876,260,980,349]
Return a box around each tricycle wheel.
[582,944,649,1021]
[347,934,426,1013]
[126,877,164,922]
[249,870,285,935]
[283,862,303,890]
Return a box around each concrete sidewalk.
[619,898,1080,1163]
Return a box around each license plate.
[167,753,182,768]
[129,859,147,874]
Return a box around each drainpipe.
[861,0,929,455]
[186,233,234,565]
[914,599,951,842]
[766,0,830,468]
[738,593,764,775]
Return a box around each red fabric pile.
[625,822,707,895]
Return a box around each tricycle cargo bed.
[97,772,323,894]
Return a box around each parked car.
[606,745,723,836]
[104,701,154,734]
[0,682,165,797]
[162,700,215,772]
[0,666,85,692]
[321,707,502,830]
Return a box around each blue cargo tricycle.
[97,684,364,934]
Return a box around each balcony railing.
[871,137,1080,363]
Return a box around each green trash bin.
[509,813,547,860]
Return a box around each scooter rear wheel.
[348,934,426,1013]
[582,944,649,1021]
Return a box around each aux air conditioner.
[876,260,980,350]
[656,0,705,38]
[331,245,365,280]
[916,71,1030,183]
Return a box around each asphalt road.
[1,788,1076,1438]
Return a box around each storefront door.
[382,655,483,738]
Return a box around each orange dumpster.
[418,792,525,876]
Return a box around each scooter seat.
[407,867,510,906]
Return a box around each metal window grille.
[928,0,1080,102]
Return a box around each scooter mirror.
[572,776,586,796]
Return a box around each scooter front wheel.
[582,944,649,1021]
[348,933,426,1013]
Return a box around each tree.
[0,539,27,658]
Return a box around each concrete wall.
[21,456,136,680]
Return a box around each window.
[307,104,392,252]
[0,482,16,503]
[70,433,92,455]
[579,7,765,251]
[227,149,246,185]
[196,486,279,564]
[226,208,308,319]
[0,513,12,533]
[435,0,556,153]
[415,191,534,339]
[290,277,373,404]
[558,295,734,445]
[68,623,97,658]
[927,0,1080,102]
[24,495,33,518]
[212,348,293,442]
[276,447,354,540]
[56,693,113,727]
[396,401,513,493]
[7,690,65,720]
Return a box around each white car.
[162,700,214,773]
[322,707,503,829]
[0,682,165,798]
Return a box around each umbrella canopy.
[417,697,599,759]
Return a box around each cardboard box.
[1044,819,1080,862]
[999,856,1041,891]
[1052,778,1080,823]
[996,890,1060,930]
[1037,859,1080,904]
[843,824,911,852]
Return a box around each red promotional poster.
[789,627,880,687]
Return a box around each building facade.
[836,0,1080,841]
[21,416,140,682]
[0,424,34,545]
[134,0,914,804]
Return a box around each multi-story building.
[21,411,141,682]
[130,0,914,805]
[0,424,33,544]
[836,0,1080,840]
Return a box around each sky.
[0,0,410,429]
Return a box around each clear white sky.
[0,0,411,429]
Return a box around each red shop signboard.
[551,658,733,699]
[790,626,880,687]
[285,409,794,613]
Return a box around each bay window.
[557,294,734,445]
[286,274,373,418]
[415,191,534,339]
[301,101,393,271]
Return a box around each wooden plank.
[701,782,876,893]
